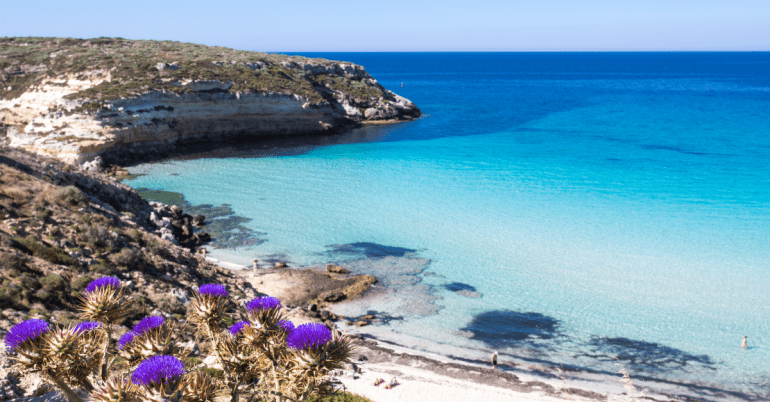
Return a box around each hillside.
[0,37,420,164]
[0,145,377,399]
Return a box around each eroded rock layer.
[1,38,421,164]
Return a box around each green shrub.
[80,224,115,251]
[57,186,85,206]
[306,393,372,402]
[17,276,40,291]
[202,367,224,380]
[0,253,27,270]
[40,275,64,290]
[35,209,52,221]
[71,275,94,293]
[109,248,142,267]
[88,261,115,275]
[0,282,22,302]
[12,236,77,266]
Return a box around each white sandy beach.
[337,361,576,402]
[209,255,756,402]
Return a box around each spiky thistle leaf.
[91,376,138,402]
[181,370,219,402]
[78,283,131,325]
[119,320,189,368]
[188,285,230,332]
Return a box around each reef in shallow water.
[135,188,263,249]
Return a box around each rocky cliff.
[0,37,420,164]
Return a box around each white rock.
[364,108,379,119]
[203,355,223,370]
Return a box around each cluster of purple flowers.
[132,316,164,336]
[118,332,135,350]
[73,321,102,334]
[229,321,251,336]
[198,284,228,298]
[131,355,185,386]
[286,323,332,350]
[278,320,295,333]
[84,276,121,293]
[5,319,49,351]
[118,316,165,349]
[246,296,281,312]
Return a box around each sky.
[1,0,769,52]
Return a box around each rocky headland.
[0,37,420,164]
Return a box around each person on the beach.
[491,351,498,368]
[384,378,399,389]
[742,336,748,349]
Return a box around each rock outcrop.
[0,37,421,164]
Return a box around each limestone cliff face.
[1,54,420,164]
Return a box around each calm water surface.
[127,52,770,397]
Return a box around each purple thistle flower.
[286,323,332,350]
[278,320,294,333]
[74,321,102,334]
[131,355,185,386]
[229,321,251,336]
[132,316,164,337]
[5,319,49,351]
[118,332,135,349]
[198,284,228,298]
[246,296,281,312]
[84,276,120,293]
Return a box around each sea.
[125,52,770,399]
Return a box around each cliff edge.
[0,37,421,164]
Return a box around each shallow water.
[126,52,770,397]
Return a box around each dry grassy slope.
[0,144,377,335]
[0,145,377,402]
[0,145,261,335]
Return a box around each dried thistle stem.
[205,324,240,401]
[230,379,242,402]
[51,376,85,402]
[100,325,112,381]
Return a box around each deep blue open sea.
[126,52,770,398]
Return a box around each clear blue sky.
[1,0,768,51]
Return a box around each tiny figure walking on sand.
[742,336,748,349]
[491,351,498,368]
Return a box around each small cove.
[125,52,770,399]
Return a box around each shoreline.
[117,137,767,402]
[200,250,763,402]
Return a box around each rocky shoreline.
[0,145,380,401]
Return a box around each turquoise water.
[126,53,770,396]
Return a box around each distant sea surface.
[126,53,770,397]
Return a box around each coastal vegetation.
[0,145,373,401]
[0,37,420,165]
[0,37,381,105]
[5,280,355,402]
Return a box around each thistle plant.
[4,278,355,402]
[78,276,130,380]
